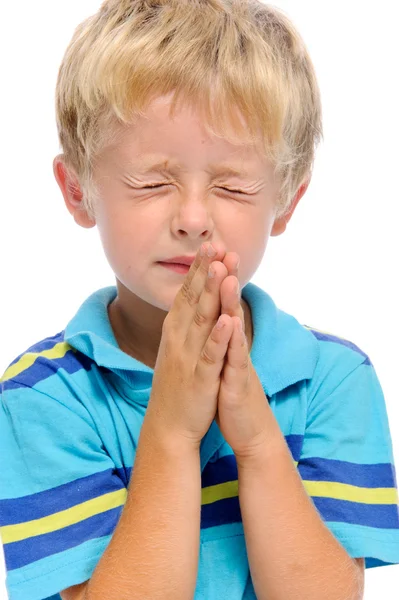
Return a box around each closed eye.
[219,187,245,195]
[141,184,245,195]
[142,184,167,189]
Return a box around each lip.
[158,255,196,266]
[158,262,191,275]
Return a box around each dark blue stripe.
[6,332,66,369]
[200,493,399,531]
[298,457,397,488]
[285,434,304,462]
[202,454,237,488]
[201,496,242,529]
[23,332,67,354]
[313,496,399,529]
[201,435,304,488]
[0,468,125,526]
[116,465,132,489]
[1,349,94,391]
[4,506,122,570]
[307,329,371,364]
[367,558,394,568]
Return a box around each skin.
[53,92,309,367]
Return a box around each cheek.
[232,215,269,254]
[235,222,270,281]
[96,208,158,276]
[96,212,136,271]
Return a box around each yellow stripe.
[0,342,76,383]
[202,460,298,505]
[302,480,399,505]
[200,474,398,508]
[3,478,396,545]
[1,488,127,544]
[202,480,238,505]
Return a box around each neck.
[108,283,253,370]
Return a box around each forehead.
[98,93,269,175]
[104,132,267,179]
[120,155,260,177]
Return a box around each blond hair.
[55,0,323,221]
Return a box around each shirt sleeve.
[0,378,127,600]
[297,358,399,569]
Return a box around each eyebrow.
[125,158,254,179]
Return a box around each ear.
[53,154,96,229]
[270,177,311,237]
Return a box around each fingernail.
[216,316,225,330]
[207,244,217,258]
[208,266,215,278]
[236,280,240,295]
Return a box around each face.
[54,92,307,361]
[88,93,283,313]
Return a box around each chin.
[117,271,184,314]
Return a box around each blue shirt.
[1,282,399,600]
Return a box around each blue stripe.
[307,329,371,364]
[313,496,399,529]
[5,332,66,369]
[201,435,303,488]
[285,434,304,461]
[201,496,242,529]
[298,457,397,488]
[202,455,237,488]
[23,332,67,354]
[200,493,399,531]
[116,465,132,489]
[2,350,94,392]
[4,506,122,570]
[0,469,125,526]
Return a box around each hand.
[210,258,272,460]
[214,250,246,327]
[144,242,236,449]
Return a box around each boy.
[1,1,399,599]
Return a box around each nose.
[173,192,214,240]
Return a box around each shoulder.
[302,324,372,397]
[0,333,113,480]
[304,324,370,363]
[0,330,97,398]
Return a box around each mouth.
[157,262,190,274]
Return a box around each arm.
[236,433,364,600]
[76,419,201,600]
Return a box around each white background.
[1,1,398,598]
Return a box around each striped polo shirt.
[1,281,399,600]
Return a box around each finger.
[215,408,221,430]
[185,259,230,356]
[170,242,227,332]
[222,316,249,390]
[220,276,246,329]
[221,251,240,276]
[195,312,235,384]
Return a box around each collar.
[64,282,319,399]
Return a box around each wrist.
[235,433,287,472]
[141,413,202,458]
